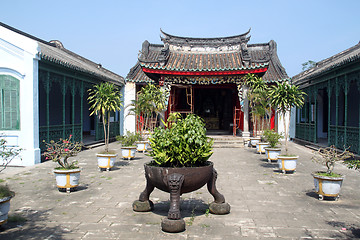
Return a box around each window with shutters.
[0,75,20,130]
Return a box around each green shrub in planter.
[148,113,214,168]
[116,131,141,147]
[263,130,282,148]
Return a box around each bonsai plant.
[88,82,123,170]
[268,81,305,173]
[42,135,83,192]
[0,137,22,172]
[133,113,230,233]
[312,145,354,200]
[263,130,282,162]
[116,131,141,160]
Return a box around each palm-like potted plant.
[132,113,230,233]
[245,74,270,140]
[0,137,20,225]
[116,131,140,160]
[312,145,353,200]
[129,84,166,151]
[263,130,282,162]
[88,82,123,170]
[268,81,305,173]
[42,135,83,193]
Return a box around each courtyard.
[0,141,360,239]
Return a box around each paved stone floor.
[0,141,360,239]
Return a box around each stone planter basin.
[136,141,149,153]
[120,147,136,160]
[256,142,270,154]
[265,147,281,162]
[312,171,344,200]
[0,195,13,225]
[277,155,298,173]
[249,137,261,147]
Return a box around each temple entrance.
[194,86,235,131]
[168,84,237,132]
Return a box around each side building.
[0,22,125,166]
[125,30,289,136]
[292,42,360,154]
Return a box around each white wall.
[289,107,296,139]
[0,25,40,166]
[123,82,136,134]
[277,110,291,140]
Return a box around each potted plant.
[263,130,282,162]
[0,137,20,225]
[0,185,15,225]
[42,135,83,193]
[312,145,353,200]
[128,84,166,149]
[116,131,140,160]
[255,135,270,154]
[132,113,230,233]
[88,82,123,170]
[268,81,305,173]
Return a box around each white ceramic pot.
[136,141,149,152]
[277,155,298,173]
[97,153,118,171]
[121,147,136,160]
[312,172,344,200]
[256,142,270,154]
[249,137,261,147]
[243,138,251,147]
[265,148,281,162]
[53,168,81,193]
[0,195,12,225]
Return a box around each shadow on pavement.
[0,208,67,239]
[326,221,360,238]
[152,198,209,218]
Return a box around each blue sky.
[1,0,360,78]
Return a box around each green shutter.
[0,75,20,130]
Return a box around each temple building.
[292,42,360,154]
[125,30,289,136]
[0,22,124,166]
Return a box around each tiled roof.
[292,42,360,85]
[127,31,288,83]
[0,22,124,85]
[126,62,154,83]
[39,41,124,85]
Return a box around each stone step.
[210,136,244,148]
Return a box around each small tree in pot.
[268,81,305,173]
[312,145,354,200]
[42,135,83,192]
[133,113,230,233]
[88,82,123,170]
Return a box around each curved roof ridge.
[160,28,251,46]
[160,28,251,41]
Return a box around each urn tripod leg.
[207,168,230,215]
[133,176,155,212]
[161,173,186,233]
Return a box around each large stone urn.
[133,161,230,233]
